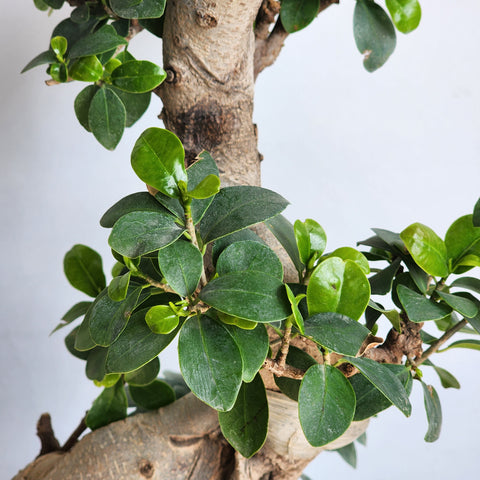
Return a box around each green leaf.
[285,284,305,334]
[74,85,99,132]
[69,24,127,59]
[304,312,370,356]
[49,63,68,82]
[368,300,402,331]
[110,0,166,19]
[34,0,49,11]
[305,218,327,255]
[350,364,412,420]
[71,5,90,24]
[65,326,91,360]
[86,347,108,381]
[421,382,442,442]
[445,215,480,273]
[199,186,289,244]
[52,301,92,334]
[124,357,160,386]
[88,287,142,346]
[307,257,370,321]
[474,198,480,227]
[50,36,67,59]
[369,257,401,295]
[294,220,311,266]
[224,323,269,383]
[43,0,64,8]
[85,381,127,430]
[69,55,103,82]
[111,60,166,93]
[88,87,126,150]
[423,360,460,389]
[400,223,449,277]
[280,0,320,33]
[356,432,367,446]
[354,0,397,72]
[131,128,187,198]
[218,374,268,458]
[438,339,480,352]
[145,305,180,334]
[74,312,97,351]
[187,174,220,200]
[212,229,264,266]
[397,285,452,322]
[108,272,131,302]
[64,244,106,297]
[299,364,356,447]
[335,442,357,469]
[265,214,304,276]
[106,306,179,373]
[216,241,283,280]
[345,357,411,417]
[199,271,290,323]
[108,210,185,258]
[52,18,100,55]
[100,192,170,228]
[327,247,370,275]
[21,50,58,73]
[107,87,151,127]
[130,380,176,410]
[218,312,258,330]
[157,240,203,297]
[385,0,421,34]
[178,315,243,411]
[436,291,478,318]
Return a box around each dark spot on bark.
[138,459,154,478]
[169,435,203,447]
[165,66,181,84]
[196,3,218,28]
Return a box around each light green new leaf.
[108,271,131,302]
[397,285,451,322]
[299,364,356,447]
[445,215,480,273]
[280,0,320,33]
[400,223,449,277]
[436,291,478,319]
[64,244,106,297]
[218,374,268,458]
[307,257,370,321]
[327,247,370,275]
[69,55,103,82]
[187,174,220,200]
[69,24,127,59]
[131,128,187,198]
[386,0,421,34]
[110,0,166,19]
[178,315,243,411]
[111,60,166,93]
[124,357,160,386]
[285,284,305,334]
[50,36,67,58]
[145,305,180,334]
[294,220,311,266]
[421,382,442,442]
[354,0,397,72]
[85,381,127,430]
[129,380,176,410]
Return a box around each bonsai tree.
[7,1,480,479]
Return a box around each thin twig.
[185,203,207,287]
[142,275,178,295]
[36,413,60,457]
[263,358,305,380]
[61,415,87,452]
[275,321,292,369]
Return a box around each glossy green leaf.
[451,292,480,334]
[88,87,126,150]
[335,442,357,469]
[65,326,90,360]
[49,63,67,82]
[52,17,100,54]
[299,364,356,447]
[368,257,401,295]
[199,186,289,244]
[178,315,243,411]
[212,229,264,266]
[21,50,58,73]
[354,0,397,72]
[85,381,128,430]
[400,223,448,277]
[345,357,411,417]
[130,380,175,410]
[218,374,268,458]
[50,36,67,59]
[285,284,305,334]
[218,312,258,330]
[106,307,179,373]
[445,215,480,273]
[100,192,170,228]
[74,85,98,132]
[224,323,269,383]
[397,285,451,322]
[307,257,370,321]
[421,382,442,442]
[52,301,92,334]
[294,220,311,265]
[280,0,320,33]
[110,0,166,19]
[157,240,203,297]
[86,347,108,381]
[94,373,122,388]
[88,287,142,346]
[64,244,106,297]
[386,0,421,34]
[111,60,166,93]
[69,55,103,82]
[199,271,290,323]
[436,291,478,318]
[69,24,127,59]
[304,312,370,356]
[74,312,97,351]
[438,339,480,352]
[108,272,131,302]
[124,357,160,386]
[187,174,220,200]
[145,305,180,334]
[216,241,283,280]
[423,360,460,389]
[107,87,151,127]
[265,214,303,276]
[350,364,412,420]
[328,247,370,275]
[305,219,327,256]
[109,210,185,258]
[474,198,480,227]
[131,128,187,198]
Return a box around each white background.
[1,1,480,478]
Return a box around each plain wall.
[1,2,480,478]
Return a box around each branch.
[36,413,60,457]
[61,415,87,452]
[263,357,304,380]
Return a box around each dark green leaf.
[354,0,397,72]
[108,210,185,258]
[445,215,480,273]
[450,277,480,295]
[436,291,478,318]
[356,432,367,446]
[397,285,452,322]
[85,381,127,430]
[218,374,268,458]
[86,347,108,381]
[131,128,187,198]
[111,60,166,93]
[21,50,58,73]
[335,442,357,468]
[423,360,460,389]
[474,198,480,227]
[71,5,90,24]
[402,254,430,294]
[74,85,99,132]
[369,257,401,295]
[65,326,90,360]
[34,0,49,11]
[129,380,175,410]
[345,357,411,417]
[52,17,100,54]
[299,364,356,447]
[108,272,131,302]
[178,315,243,411]
[157,240,203,297]
[107,87,151,127]
[110,0,166,19]
[124,357,160,386]
[304,312,370,356]
[145,305,179,334]
[421,382,442,442]
[69,55,103,82]
[199,271,290,323]
[199,186,289,244]
[438,339,480,352]
[212,229,263,266]
[367,300,402,331]
[139,17,164,37]
[74,312,97,351]
[52,301,92,334]
[64,244,106,297]
[44,0,64,8]
[69,24,127,59]
[280,0,320,33]
[386,0,421,34]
